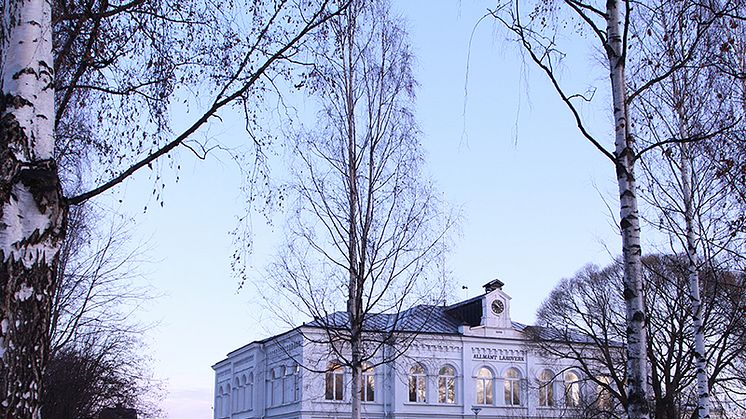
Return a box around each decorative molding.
[410,342,461,353]
[267,340,303,359]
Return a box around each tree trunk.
[0,1,67,417]
[350,347,362,419]
[680,142,711,419]
[342,5,363,419]
[605,1,650,418]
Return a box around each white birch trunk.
[680,142,711,419]
[605,1,650,418]
[0,0,66,417]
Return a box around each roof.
[306,303,608,346]
[216,292,610,365]
[307,304,464,335]
[518,323,623,347]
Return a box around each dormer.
[481,278,512,329]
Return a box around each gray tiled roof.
[520,323,623,347]
[307,304,463,334]
[308,304,609,346]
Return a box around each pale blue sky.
[102,1,626,418]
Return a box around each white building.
[212,280,603,419]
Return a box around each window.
[596,375,612,410]
[223,384,231,417]
[233,377,240,412]
[504,368,521,406]
[565,371,581,407]
[245,373,254,411]
[408,363,427,403]
[361,363,375,402]
[272,366,285,406]
[284,364,297,404]
[538,369,555,407]
[438,365,456,404]
[325,363,344,401]
[216,385,224,418]
[476,367,493,405]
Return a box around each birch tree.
[0,0,350,416]
[490,1,649,415]
[631,3,746,417]
[489,1,741,417]
[265,1,452,418]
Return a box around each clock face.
[491,299,505,315]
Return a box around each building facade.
[212,280,601,419]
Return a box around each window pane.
[476,379,484,404]
[325,373,334,400]
[504,380,516,405]
[539,385,546,406]
[417,377,426,402]
[409,376,417,402]
[367,375,375,401]
[539,369,554,407]
[485,379,493,405]
[565,372,580,407]
[335,374,344,400]
[447,378,455,403]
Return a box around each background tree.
[42,204,159,418]
[264,1,453,418]
[532,255,746,419]
[1,0,350,416]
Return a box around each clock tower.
[481,278,512,329]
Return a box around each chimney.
[483,278,504,293]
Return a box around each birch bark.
[679,140,711,419]
[0,0,66,417]
[605,0,649,417]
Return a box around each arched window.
[596,375,611,410]
[283,364,296,404]
[438,365,456,404]
[272,366,285,406]
[538,369,555,407]
[216,385,224,418]
[223,384,232,416]
[475,367,493,405]
[237,375,246,411]
[233,377,240,412]
[293,364,301,401]
[325,362,344,400]
[504,368,521,406]
[565,371,581,407]
[408,363,427,403]
[361,363,375,402]
[245,372,254,410]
